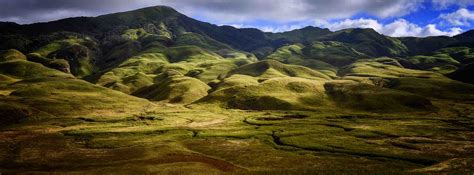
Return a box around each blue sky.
[191,0,474,37]
[1,0,474,37]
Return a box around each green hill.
[133,70,211,103]
[319,28,409,57]
[1,6,474,174]
[0,50,151,126]
[226,59,332,80]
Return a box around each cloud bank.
[440,8,474,26]
[326,18,462,37]
[0,0,423,24]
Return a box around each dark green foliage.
[319,28,408,57]
[454,29,474,43]
[0,101,33,126]
[267,26,332,43]
[50,44,95,77]
[175,32,232,52]
[390,77,474,100]
[0,49,26,61]
[133,71,210,103]
[227,59,332,80]
[27,53,71,73]
[399,36,458,55]
[324,81,435,112]
[448,63,474,84]
[0,60,71,79]
[302,41,367,66]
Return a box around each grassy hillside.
[0,6,474,174]
[0,50,151,125]
[319,28,409,57]
[1,5,473,82]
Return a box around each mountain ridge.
[1,6,472,53]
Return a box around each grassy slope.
[302,41,368,66]
[132,71,211,104]
[265,44,338,77]
[96,43,254,101]
[1,97,473,174]
[197,59,448,112]
[0,50,151,126]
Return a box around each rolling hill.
[0,5,474,174]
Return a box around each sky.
[0,0,473,37]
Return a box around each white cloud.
[0,0,425,24]
[162,0,423,23]
[321,18,462,37]
[0,0,465,38]
[225,23,307,33]
[440,8,474,26]
[327,18,383,32]
[432,0,474,9]
[260,25,308,33]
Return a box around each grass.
[52,44,95,78]
[162,45,223,62]
[432,46,474,64]
[408,54,460,70]
[175,32,233,51]
[7,77,151,116]
[0,49,26,62]
[391,77,474,100]
[96,52,168,94]
[133,71,211,103]
[324,80,435,112]
[405,46,474,74]
[34,38,86,57]
[227,60,332,80]
[0,59,72,79]
[1,100,472,174]
[195,59,460,113]
[264,44,339,78]
[199,77,331,110]
[0,52,151,118]
[339,58,445,79]
[1,58,473,174]
[1,16,474,174]
[318,28,409,57]
[122,28,147,40]
[96,46,254,97]
[265,44,305,63]
[302,41,367,66]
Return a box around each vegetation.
[0,5,474,174]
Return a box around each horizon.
[1,0,473,37]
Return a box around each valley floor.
[1,100,474,174]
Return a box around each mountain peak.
[132,5,179,13]
[339,28,379,34]
[97,5,181,21]
[300,26,324,30]
[455,29,474,41]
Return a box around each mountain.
[454,29,474,42]
[0,4,473,105]
[1,6,474,174]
